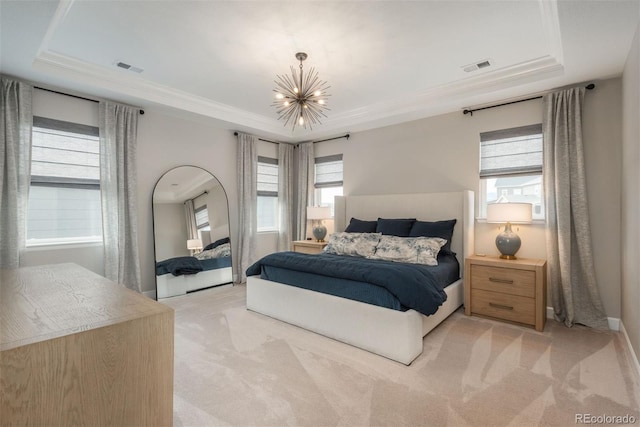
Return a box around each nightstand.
[465,255,547,331]
[291,240,328,254]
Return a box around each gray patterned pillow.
[369,235,446,265]
[194,243,231,260]
[323,232,382,258]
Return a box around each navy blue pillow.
[203,236,230,251]
[409,219,457,253]
[344,217,377,233]
[376,218,416,237]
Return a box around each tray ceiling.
[1,0,638,142]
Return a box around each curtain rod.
[307,134,350,144]
[233,132,277,144]
[183,190,208,204]
[462,83,595,116]
[233,132,350,145]
[34,86,145,115]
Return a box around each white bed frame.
[157,266,233,299]
[247,191,474,365]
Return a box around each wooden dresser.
[0,263,174,426]
[465,255,547,331]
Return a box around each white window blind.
[478,124,544,220]
[480,124,543,178]
[257,156,278,231]
[27,117,102,244]
[195,205,209,229]
[314,154,343,188]
[257,156,278,197]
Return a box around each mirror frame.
[151,165,233,300]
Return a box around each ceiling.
[154,166,219,203]
[1,1,638,142]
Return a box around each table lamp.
[307,206,331,242]
[187,238,203,255]
[486,202,532,259]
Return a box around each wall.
[153,203,188,260]
[622,23,640,361]
[21,77,626,320]
[335,78,623,319]
[136,112,238,292]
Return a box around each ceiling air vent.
[115,61,144,74]
[462,59,491,73]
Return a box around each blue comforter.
[156,256,203,276]
[246,252,452,316]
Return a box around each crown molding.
[32,0,565,142]
[315,55,564,134]
[33,51,287,134]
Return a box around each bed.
[246,191,474,365]
[156,241,233,299]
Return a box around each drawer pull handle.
[489,302,514,311]
[489,277,514,284]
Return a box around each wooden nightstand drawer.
[471,289,535,325]
[470,265,535,298]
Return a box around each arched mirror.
[153,166,232,300]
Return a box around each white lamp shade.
[486,203,532,224]
[307,206,331,220]
[187,239,203,250]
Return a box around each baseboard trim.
[620,320,640,379]
[546,306,620,331]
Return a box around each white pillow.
[323,232,382,258]
[369,235,446,265]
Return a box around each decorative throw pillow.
[414,237,447,265]
[376,218,417,237]
[195,243,231,260]
[344,217,377,233]
[369,235,446,265]
[203,236,231,251]
[409,219,457,253]
[323,232,382,258]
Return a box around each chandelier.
[272,52,330,131]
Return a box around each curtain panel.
[294,142,314,241]
[184,199,198,241]
[235,132,257,283]
[543,87,608,329]
[277,143,294,251]
[0,77,33,269]
[99,101,142,292]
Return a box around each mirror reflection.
[153,166,232,299]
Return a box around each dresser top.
[0,263,172,351]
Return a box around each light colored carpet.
[162,284,640,427]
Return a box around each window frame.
[314,154,343,218]
[257,156,279,233]
[477,124,545,221]
[26,116,103,247]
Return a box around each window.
[27,117,102,245]
[314,154,343,216]
[257,156,278,232]
[478,124,544,220]
[194,205,210,231]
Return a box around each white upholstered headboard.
[334,190,474,276]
